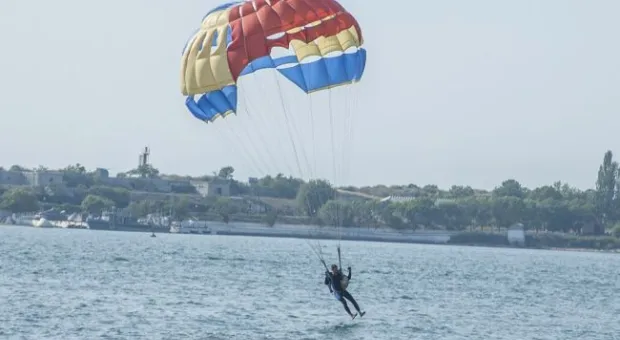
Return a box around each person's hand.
[347,266,351,271]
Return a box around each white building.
[507,223,526,246]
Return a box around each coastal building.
[336,189,378,201]
[379,196,457,206]
[507,223,526,246]
[0,148,229,198]
[379,195,416,203]
[0,169,26,185]
[192,178,230,197]
[22,170,64,186]
[0,169,65,187]
[99,173,196,193]
[93,168,109,178]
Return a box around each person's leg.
[339,297,353,315]
[342,290,362,313]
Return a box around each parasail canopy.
[180,0,367,122]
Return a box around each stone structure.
[0,148,231,198]
[0,169,26,185]
[0,169,64,187]
[192,178,230,197]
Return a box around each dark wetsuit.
[324,268,362,315]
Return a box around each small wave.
[112,256,129,262]
[206,256,245,262]
[332,322,360,331]
[361,269,391,275]
[404,325,423,332]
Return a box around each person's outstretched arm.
[347,267,352,280]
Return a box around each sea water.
[0,225,618,340]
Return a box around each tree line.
[2,151,620,238]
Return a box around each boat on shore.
[169,220,211,234]
[86,211,170,233]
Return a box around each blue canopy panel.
[184,54,295,122]
[185,85,237,122]
[278,48,367,93]
[184,48,366,122]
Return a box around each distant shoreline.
[439,242,620,254]
[3,222,619,254]
[445,230,620,254]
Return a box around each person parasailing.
[179,0,368,320]
[324,263,365,319]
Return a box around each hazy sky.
[1,0,618,190]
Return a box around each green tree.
[493,179,525,198]
[0,188,39,213]
[435,200,469,231]
[397,198,436,230]
[420,185,439,198]
[8,165,28,172]
[456,196,492,230]
[252,174,303,199]
[168,198,192,220]
[521,199,543,232]
[491,196,525,229]
[213,197,239,223]
[528,185,563,201]
[350,201,379,228]
[126,164,160,178]
[230,180,250,196]
[378,203,405,229]
[40,183,82,205]
[611,224,620,238]
[296,179,335,217]
[127,200,159,217]
[595,150,618,224]
[62,163,94,188]
[64,163,86,173]
[87,186,131,208]
[449,185,475,198]
[318,200,355,227]
[81,195,114,214]
[218,166,235,179]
